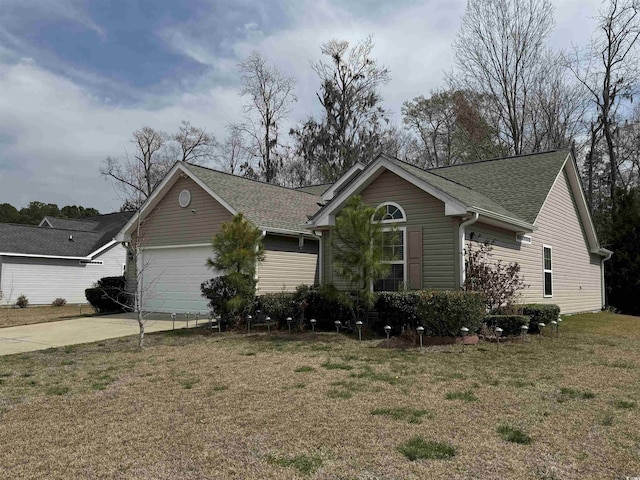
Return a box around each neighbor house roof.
[0,212,133,258]
[182,163,323,234]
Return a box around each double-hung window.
[372,202,406,292]
[543,245,553,297]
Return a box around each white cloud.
[0,0,611,213]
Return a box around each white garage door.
[140,246,217,314]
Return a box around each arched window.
[372,202,406,292]
[373,202,406,223]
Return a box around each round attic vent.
[178,189,191,208]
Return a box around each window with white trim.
[373,228,406,292]
[372,202,406,223]
[543,245,553,297]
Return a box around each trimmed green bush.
[417,290,486,337]
[201,274,256,327]
[521,304,560,333]
[484,315,530,336]
[375,292,421,333]
[255,292,296,324]
[295,284,354,331]
[85,276,129,313]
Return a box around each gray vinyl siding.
[0,244,126,305]
[139,176,233,247]
[322,169,457,290]
[467,168,602,313]
[257,235,319,294]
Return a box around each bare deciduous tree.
[238,52,296,183]
[214,125,250,175]
[101,123,215,208]
[453,0,555,155]
[567,0,640,212]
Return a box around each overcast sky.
[0,0,603,213]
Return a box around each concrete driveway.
[0,313,203,356]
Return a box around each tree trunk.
[137,311,145,349]
[603,123,617,213]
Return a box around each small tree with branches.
[332,196,391,323]
[465,241,527,311]
[201,214,265,327]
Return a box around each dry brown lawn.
[0,312,639,479]
[0,304,95,328]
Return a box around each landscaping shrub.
[483,315,530,336]
[294,284,353,331]
[416,290,486,337]
[375,291,421,333]
[85,276,129,313]
[51,298,67,307]
[16,294,28,308]
[520,304,560,333]
[254,292,296,325]
[201,274,256,327]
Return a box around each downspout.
[255,230,267,287]
[459,212,479,289]
[600,251,613,309]
[317,231,324,285]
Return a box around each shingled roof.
[0,212,133,257]
[183,163,322,234]
[430,150,569,224]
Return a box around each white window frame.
[372,226,407,292]
[543,245,553,298]
[372,202,407,224]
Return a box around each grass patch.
[496,425,533,444]
[397,437,456,460]
[266,453,323,475]
[598,412,614,426]
[46,385,70,396]
[179,376,200,389]
[445,390,478,402]
[371,407,431,424]
[208,384,228,395]
[558,387,595,402]
[321,361,353,371]
[326,389,352,399]
[612,399,636,409]
[294,366,315,373]
[350,366,404,385]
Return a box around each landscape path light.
[171,313,176,330]
[195,312,200,327]
[384,325,392,341]
[185,311,190,328]
[550,320,557,339]
[416,326,425,351]
[460,326,469,353]
[356,320,363,341]
[287,316,293,334]
[310,318,316,333]
[538,322,545,341]
[265,316,271,333]
[556,316,562,337]
[495,327,503,349]
[334,320,341,333]
[521,325,529,342]
[247,314,253,333]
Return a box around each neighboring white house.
[0,213,132,305]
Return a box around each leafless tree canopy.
[101,122,215,209]
[238,51,297,183]
[453,0,555,155]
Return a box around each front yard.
[0,312,638,479]
[0,304,95,329]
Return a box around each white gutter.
[458,212,479,289]
[0,252,91,261]
[600,249,613,309]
